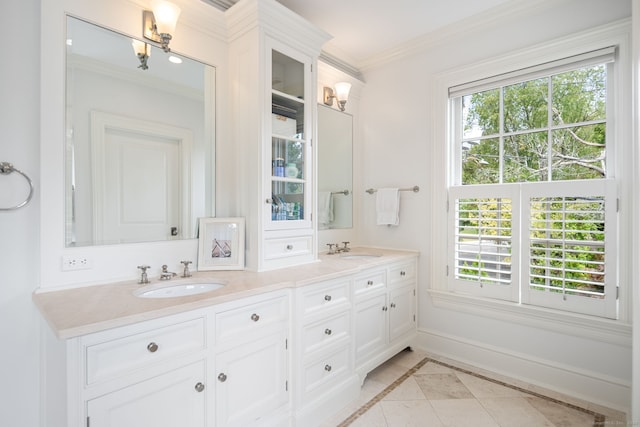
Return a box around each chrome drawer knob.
[400,271,406,276]
[147,342,159,353]
[286,244,293,250]
[367,280,373,286]
[390,303,396,308]
[324,328,332,335]
[382,306,388,311]
[324,364,332,372]
[195,382,205,392]
[324,295,332,301]
[251,313,260,322]
[218,373,227,382]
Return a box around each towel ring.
[0,162,34,211]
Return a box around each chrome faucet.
[160,264,177,280]
[180,260,192,278]
[137,265,150,284]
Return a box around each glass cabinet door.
[269,49,310,225]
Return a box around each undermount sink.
[339,253,381,260]
[135,282,225,298]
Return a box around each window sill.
[428,289,631,347]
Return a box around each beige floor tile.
[380,400,444,427]
[365,362,410,387]
[430,398,500,427]
[414,373,475,400]
[455,372,526,399]
[349,402,388,427]
[383,376,427,401]
[414,360,456,375]
[525,396,599,427]
[479,397,555,427]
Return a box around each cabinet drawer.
[302,344,351,400]
[388,261,416,285]
[216,295,288,345]
[264,235,312,260]
[301,311,350,355]
[300,279,350,315]
[354,270,386,295]
[86,318,205,385]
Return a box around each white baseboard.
[415,328,631,416]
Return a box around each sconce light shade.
[334,82,352,103]
[152,1,181,35]
[143,1,181,53]
[323,82,352,111]
[132,39,151,70]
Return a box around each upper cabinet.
[227,0,331,271]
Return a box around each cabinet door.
[354,293,387,364]
[216,331,288,426]
[87,361,205,427]
[388,286,416,343]
[267,43,313,230]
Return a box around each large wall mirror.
[317,104,353,229]
[65,17,215,247]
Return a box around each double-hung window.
[448,47,618,319]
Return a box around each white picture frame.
[197,217,245,271]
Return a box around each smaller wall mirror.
[317,104,353,229]
[65,17,215,247]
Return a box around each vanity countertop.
[33,247,418,339]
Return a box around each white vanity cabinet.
[214,292,290,427]
[292,277,360,426]
[70,312,209,427]
[227,0,330,272]
[354,259,417,380]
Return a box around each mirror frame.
[40,0,227,289]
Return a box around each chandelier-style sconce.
[143,1,181,53]
[323,82,352,112]
[132,39,151,70]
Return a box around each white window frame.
[428,21,632,333]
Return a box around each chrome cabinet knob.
[382,306,388,311]
[400,270,406,276]
[286,244,293,250]
[367,280,373,286]
[390,302,396,308]
[194,382,205,392]
[218,373,227,382]
[324,295,332,301]
[324,364,332,372]
[251,313,260,322]
[147,342,159,353]
[324,328,332,335]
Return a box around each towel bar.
[366,185,419,195]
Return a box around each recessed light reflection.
[168,55,182,64]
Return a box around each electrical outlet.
[62,255,92,271]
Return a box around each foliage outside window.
[449,51,617,319]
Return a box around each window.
[448,48,618,319]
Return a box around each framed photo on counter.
[197,217,245,271]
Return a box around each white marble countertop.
[33,247,418,339]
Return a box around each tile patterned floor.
[321,348,627,427]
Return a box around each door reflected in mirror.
[317,104,353,230]
[65,17,215,247]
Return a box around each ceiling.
[275,0,517,67]
[207,0,520,69]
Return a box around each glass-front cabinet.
[268,47,312,229]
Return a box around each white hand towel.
[318,191,334,226]
[376,188,400,226]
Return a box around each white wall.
[358,0,634,414]
[0,0,41,426]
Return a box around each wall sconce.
[143,1,181,53]
[323,82,352,111]
[132,39,151,70]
